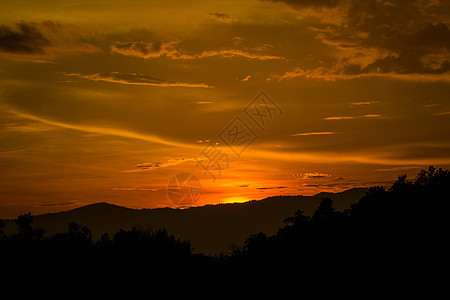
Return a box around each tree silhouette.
[283,209,310,226]
[390,174,413,193]
[0,219,4,239]
[111,226,192,259]
[67,222,93,245]
[243,232,267,256]
[233,166,450,275]
[15,213,32,235]
[14,213,45,240]
[312,197,338,223]
[96,233,112,248]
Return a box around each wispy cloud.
[270,67,450,82]
[350,101,379,106]
[111,40,179,59]
[112,187,138,191]
[434,111,450,116]
[65,72,212,88]
[240,74,252,82]
[4,122,60,132]
[290,131,336,136]
[5,108,200,149]
[112,187,161,191]
[324,114,382,120]
[194,48,284,60]
[111,40,284,61]
[37,201,81,207]
[423,104,442,108]
[375,166,421,172]
[122,157,207,173]
[188,101,214,104]
[294,172,331,179]
[208,12,235,23]
[256,186,288,190]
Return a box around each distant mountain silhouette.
[3,188,367,254]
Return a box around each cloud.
[37,201,80,207]
[5,107,200,149]
[294,172,331,179]
[111,40,284,61]
[350,101,379,106]
[112,187,161,191]
[208,13,234,23]
[194,48,284,60]
[290,131,336,136]
[270,65,450,82]
[263,0,341,9]
[0,21,101,59]
[188,101,214,104]
[241,74,252,82]
[65,72,212,88]
[375,166,421,172]
[324,114,382,120]
[423,104,442,108]
[111,40,179,59]
[122,157,207,172]
[266,0,450,81]
[4,121,60,133]
[256,186,288,190]
[0,22,50,55]
[434,111,450,116]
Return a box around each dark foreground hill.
[3,188,367,254]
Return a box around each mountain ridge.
[3,188,368,254]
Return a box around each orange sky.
[1,0,450,218]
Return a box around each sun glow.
[222,196,251,204]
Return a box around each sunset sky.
[1,0,449,218]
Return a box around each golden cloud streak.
[290,132,336,136]
[324,114,382,120]
[270,68,450,82]
[65,72,212,88]
[111,40,284,61]
[5,107,201,149]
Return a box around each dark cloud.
[0,21,101,59]
[302,183,341,188]
[39,201,79,207]
[0,22,50,54]
[256,186,288,190]
[263,0,341,9]
[137,162,160,170]
[270,0,450,80]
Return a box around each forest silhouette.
[0,166,448,283]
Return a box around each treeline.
[0,217,198,281]
[225,166,449,279]
[0,166,448,282]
